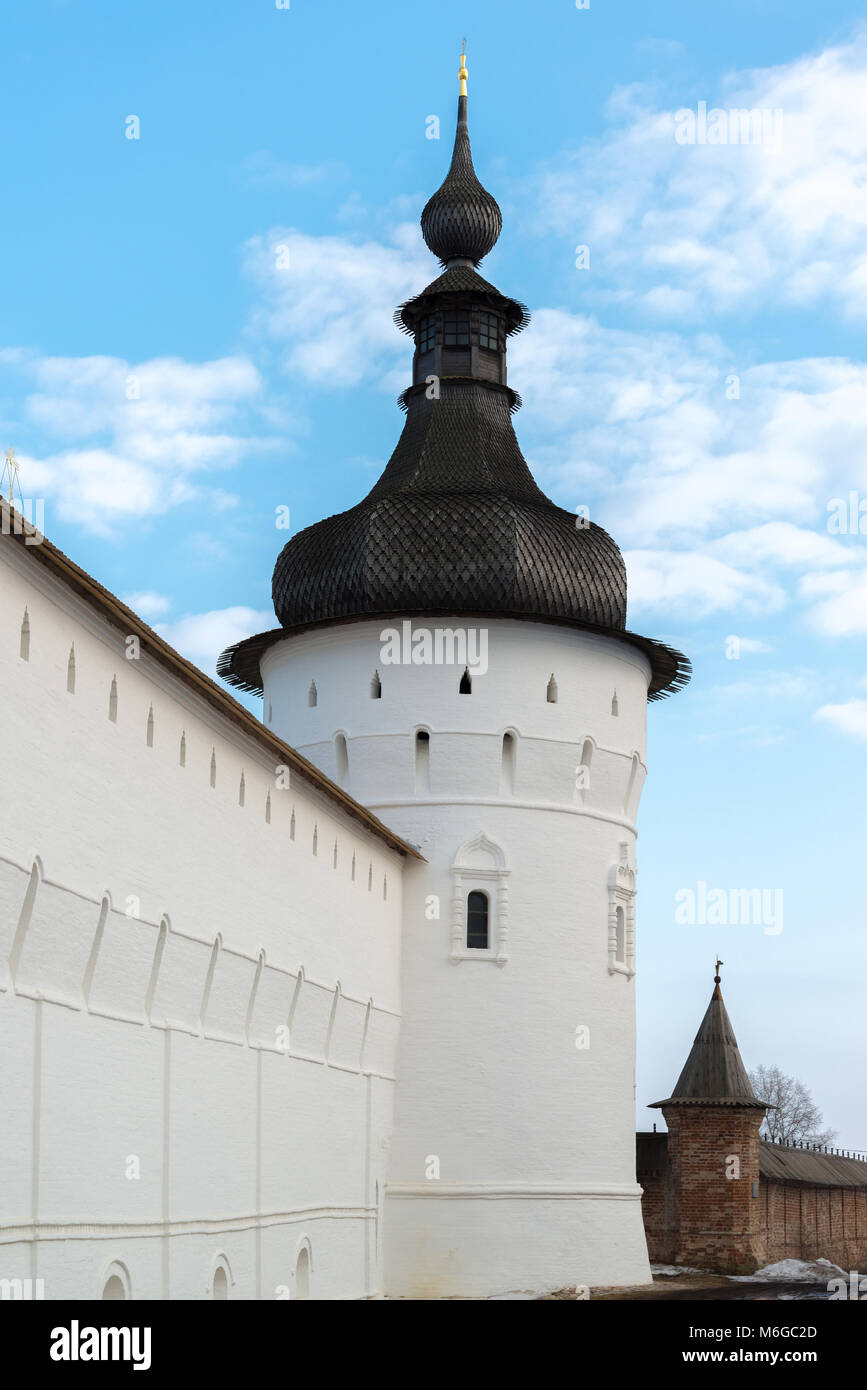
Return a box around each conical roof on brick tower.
[649,972,767,1109]
[217,52,691,702]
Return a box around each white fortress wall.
[0,535,407,1300]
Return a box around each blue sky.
[3,0,866,1145]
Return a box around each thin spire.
[459,43,468,97]
[649,968,766,1109]
[420,50,502,267]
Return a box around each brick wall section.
[761,1181,867,1269]
[660,1104,765,1273]
[638,1128,867,1272]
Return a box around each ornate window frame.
[450,832,510,966]
[608,842,636,978]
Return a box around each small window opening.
[466,891,489,950]
[308,681,317,708]
[415,729,431,794]
[108,676,118,723]
[418,315,437,353]
[351,853,356,882]
[265,791,271,824]
[370,670,382,699]
[611,690,619,717]
[239,772,246,807]
[368,863,373,892]
[146,705,154,748]
[212,1266,228,1300]
[335,733,349,786]
[333,841,338,869]
[210,749,217,788]
[459,667,472,694]
[19,609,30,661]
[500,731,516,796]
[383,875,388,901]
[179,732,186,767]
[312,825,318,856]
[615,906,626,964]
[547,673,558,704]
[66,644,76,693]
[290,809,296,841]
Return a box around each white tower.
[220,54,689,1298]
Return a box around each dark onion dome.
[218,55,690,702]
[420,88,502,267]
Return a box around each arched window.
[459,667,472,694]
[19,609,30,661]
[108,676,118,723]
[611,690,619,717]
[212,1266,228,1300]
[370,670,382,699]
[576,738,593,796]
[66,644,76,693]
[615,906,626,964]
[102,1274,126,1301]
[466,891,489,950]
[308,681,317,708]
[546,673,558,704]
[335,733,348,786]
[295,1246,310,1300]
[415,729,430,794]
[499,732,516,796]
[146,705,154,748]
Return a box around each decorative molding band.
[0,1204,376,1246]
[368,798,639,832]
[385,1183,644,1201]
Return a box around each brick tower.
[649,967,769,1274]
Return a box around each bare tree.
[748,1064,837,1146]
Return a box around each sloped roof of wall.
[1,503,423,861]
[759,1143,867,1189]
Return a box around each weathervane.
[714,958,723,984]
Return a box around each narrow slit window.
[500,732,516,796]
[466,891,489,950]
[547,673,558,704]
[19,609,30,661]
[290,809,296,841]
[146,705,154,748]
[312,825,318,856]
[415,730,431,794]
[265,792,271,824]
[351,853,356,882]
[239,772,246,807]
[179,732,186,767]
[370,670,382,699]
[335,733,349,786]
[66,645,76,693]
[108,677,118,723]
[459,667,472,694]
[333,841,338,869]
[210,749,217,788]
[615,906,626,964]
[308,681,317,708]
[368,863,373,892]
[611,690,619,717]
[383,875,388,901]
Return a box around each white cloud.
[625,548,785,617]
[122,591,173,620]
[243,226,431,387]
[155,607,275,675]
[9,352,280,534]
[815,698,867,740]
[531,34,867,319]
[800,568,867,635]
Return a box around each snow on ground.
[729,1258,846,1283]
[651,1264,711,1276]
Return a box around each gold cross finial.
[459,42,468,96]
